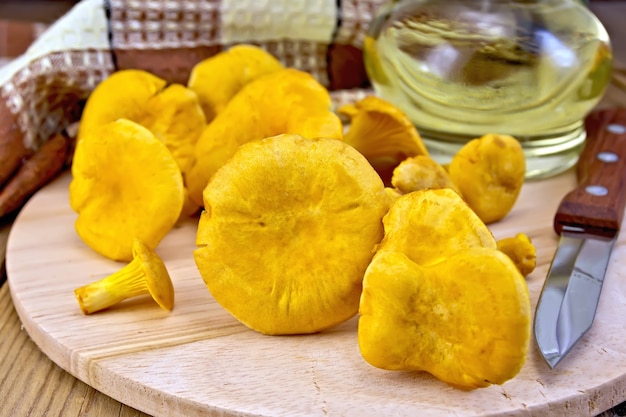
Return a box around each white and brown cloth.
[0,0,383,217]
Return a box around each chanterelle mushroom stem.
[74,239,174,315]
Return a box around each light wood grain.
[0,284,149,417]
[1,214,148,416]
[5,169,626,417]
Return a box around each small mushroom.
[448,133,526,224]
[497,233,537,277]
[391,154,460,195]
[338,96,429,186]
[74,239,174,314]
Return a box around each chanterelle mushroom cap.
[448,133,526,224]
[358,189,530,389]
[359,248,530,389]
[194,133,391,335]
[76,69,206,215]
[339,95,429,185]
[497,233,537,277]
[70,119,184,261]
[187,44,284,122]
[77,69,167,143]
[186,68,343,207]
[135,83,207,180]
[391,155,460,195]
[74,239,174,314]
[377,188,496,267]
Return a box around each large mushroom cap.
[70,119,184,261]
[358,189,530,389]
[194,133,391,335]
[359,247,530,389]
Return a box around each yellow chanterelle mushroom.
[69,119,184,261]
[391,155,460,195]
[358,189,531,389]
[77,69,167,142]
[497,233,537,277]
[194,133,391,335]
[186,68,343,207]
[187,44,284,123]
[448,133,526,224]
[338,95,429,185]
[77,69,206,216]
[74,239,174,314]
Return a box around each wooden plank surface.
[5,169,626,417]
[1,208,147,415]
[0,278,149,416]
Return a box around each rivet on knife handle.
[554,108,626,239]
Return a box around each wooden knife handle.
[554,108,626,238]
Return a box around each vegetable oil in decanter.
[365,0,613,178]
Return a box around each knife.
[534,108,626,369]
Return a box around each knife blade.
[534,108,626,369]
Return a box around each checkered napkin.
[0,0,381,216]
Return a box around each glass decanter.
[365,0,612,178]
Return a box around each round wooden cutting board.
[6,171,626,416]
